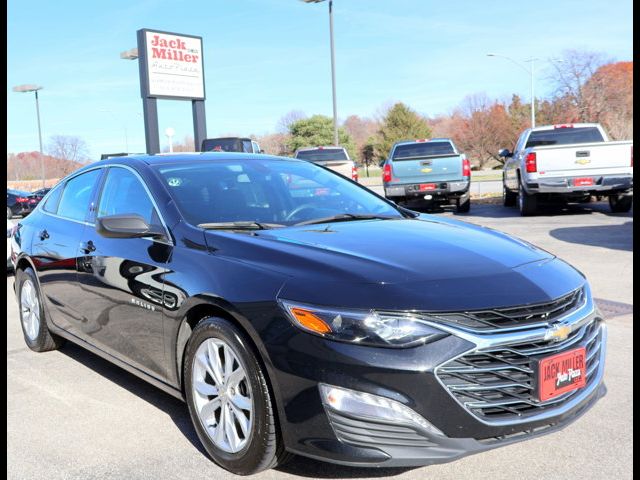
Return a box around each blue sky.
[7,0,633,157]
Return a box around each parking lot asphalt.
[6,201,633,480]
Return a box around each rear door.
[31,168,103,333]
[75,166,171,378]
[390,141,462,183]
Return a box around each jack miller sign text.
[144,31,205,99]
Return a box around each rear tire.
[518,182,537,216]
[609,194,632,213]
[503,184,517,207]
[184,317,288,475]
[7,207,11,219]
[16,267,65,352]
[456,196,470,213]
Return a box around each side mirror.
[259,149,265,154]
[96,214,165,240]
[498,148,513,158]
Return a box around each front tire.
[518,182,537,216]
[184,317,287,475]
[503,184,517,207]
[609,194,632,213]
[16,267,65,352]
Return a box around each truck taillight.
[16,197,29,203]
[462,158,470,177]
[382,164,392,183]
[525,152,537,173]
[351,165,359,182]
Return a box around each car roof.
[74,152,301,170]
[7,188,30,195]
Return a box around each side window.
[57,169,102,222]
[42,184,63,214]
[252,141,261,153]
[242,140,253,153]
[97,167,158,226]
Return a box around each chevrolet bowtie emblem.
[545,324,572,342]
[575,158,591,165]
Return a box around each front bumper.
[525,174,633,195]
[384,180,469,201]
[264,286,607,467]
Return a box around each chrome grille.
[426,287,584,332]
[436,318,603,421]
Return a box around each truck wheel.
[503,184,517,207]
[518,183,537,216]
[456,197,470,213]
[609,194,632,213]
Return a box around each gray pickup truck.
[381,138,471,212]
[501,123,633,215]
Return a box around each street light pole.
[486,54,538,128]
[328,0,339,146]
[302,0,340,146]
[34,90,45,187]
[13,84,45,188]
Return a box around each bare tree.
[276,110,306,134]
[546,49,612,121]
[46,135,90,163]
[163,135,195,152]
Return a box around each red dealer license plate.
[419,183,437,191]
[537,347,587,402]
[573,177,594,186]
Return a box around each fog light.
[319,384,443,436]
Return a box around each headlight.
[279,300,447,348]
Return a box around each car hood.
[204,216,584,310]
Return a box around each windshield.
[295,148,348,162]
[525,127,604,148]
[392,142,455,160]
[154,159,402,227]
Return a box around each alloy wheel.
[20,279,40,341]
[191,338,253,453]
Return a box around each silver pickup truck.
[500,123,633,215]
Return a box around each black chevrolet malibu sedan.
[12,153,606,475]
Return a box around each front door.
[76,166,172,379]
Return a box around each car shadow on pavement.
[462,201,633,219]
[59,342,417,477]
[277,455,413,478]
[58,342,208,457]
[549,221,633,251]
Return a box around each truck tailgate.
[535,141,633,177]
[314,160,353,178]
[391,155,463,183]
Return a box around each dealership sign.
[139,29,205,100]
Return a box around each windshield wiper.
[198,221,285,230]
[294,213,399,226]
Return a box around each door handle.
[80,240,96,254]
[39,229,49,240]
